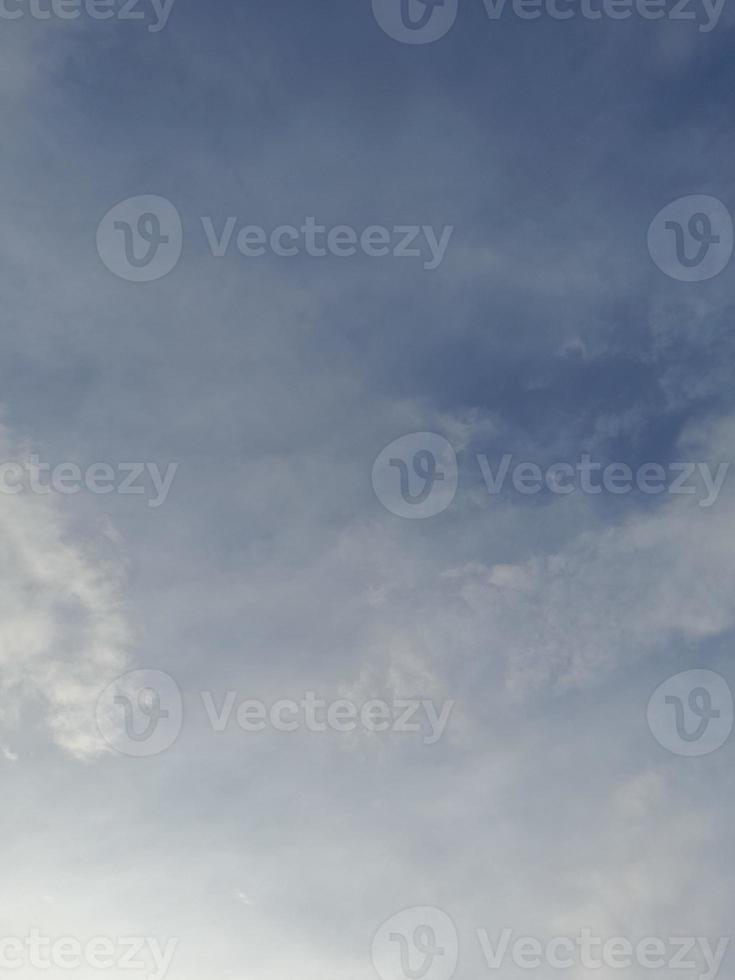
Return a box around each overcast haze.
[1,1,734,979]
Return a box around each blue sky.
[1,1,734,979]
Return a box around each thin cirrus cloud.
[0,2,733,980]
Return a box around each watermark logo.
[372,433,458,519]
[372,908,459,980]
[201,217,452,269]
[202,691,453,745]
[96,669,183,757]
[0,457,178,507]
[647,196,733,282]
[372,0,725,42]
[373,440,732,519]
[647,670,733,757]
[0,0,176,31]
[97,204,452,281]
[372,0,458,43]
[0,931,178,979]
[372,913,729,980]
[97,196,183,282]
[96,680,453,758]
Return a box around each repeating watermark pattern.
[372,909,730,980]
[0,930,178,979]
[373,433,459,519]
[474,455,730,505]
[202,217,453,269]
[97,196,183,282]
[96,196,454,282]
[473,930,729,977]
[373,907,460,980]
[201,691,454,744]
[648,196,733,281]
[372,0,725,43]
[0,0,176,30]
[372,0,459,43]
[373,436,731,518]
[0,457,178,507]
[96,671,455,757]
[647,670,733,757]
[96,669,184,758]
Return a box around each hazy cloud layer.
[2,2,733,979]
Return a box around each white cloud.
[0,421,131,760]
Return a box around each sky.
[1,1,735,979]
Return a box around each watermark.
[97,196,454,282]
[96,669,184,758]
[97,196,183,282]
[372,0,725,43]
[0,457,178,507]
[648,196,733,281]
[372,909,730,980]
[96,671,455,757]
[373,907,459,980]
[201,217,453,269]
[473,930,729,978]
[0,0,175,30]
[647,670,733,757]
[0,930,178,979]
[474,455,730,506]
[201,691,454,744]
[372,434,459,519]
[372,0,459,43]
[373,435,731,518]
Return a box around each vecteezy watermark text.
[0,0,176,30]
[201,216,453,269]
[0,457,178,507]
[482,0,725,31]
[474,454,729,506]
[200,690,454,745]
[96,669,455,757]
[474,930,729,978]
[372,433,731,518]
[0,931,178,980]
[372,0,724,43]
[96,196,454,281]
[372,908,730,980]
